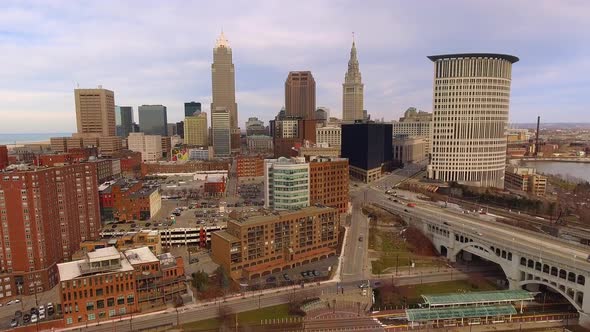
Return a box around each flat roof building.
[341,122,393,183]
[264,157,310,210]
[139,105,168,136]
[211,206,339,280]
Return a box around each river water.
[519,161,590,183]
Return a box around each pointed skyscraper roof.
[215,30,230,48]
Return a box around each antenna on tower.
[352,31,355,43]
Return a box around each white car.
[31,314,38,323]
[39,311,46,320]
[39,304,45,313]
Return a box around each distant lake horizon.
[519,160,590,183]
[0,133,71,145]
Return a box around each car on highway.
[407,203,416,208]
[358,281,370,288]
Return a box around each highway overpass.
[370,188,590,328]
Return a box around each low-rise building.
[140,160,230,176]
[211,206,339,280]
[504,166,547,196]
[316,126,341,147]
[204,176,226,197]
[76,230,162,261]
[58,247,138,326]
[124,247,185,310]
[297,143,340,160]
[99,179,161,222]
[188,147,213,160]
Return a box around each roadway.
[341,187,370,282]
[367,187,590,269]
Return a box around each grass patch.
[374,279,500,308]
[369,224,444,275]
[179,304,297,331]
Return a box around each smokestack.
[534,116,540,157]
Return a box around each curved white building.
[427,53,519,188]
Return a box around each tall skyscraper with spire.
[342,35,364,122]
[211,31,240,151]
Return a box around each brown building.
[309,157,349,214]
[0,145,9,170]
[124,247,185,310]
[140,160,230,176]
[57,247,138,326]
[298,144,341,160]
[0,163,101,297]
[116,151,142,178]
[161,136,171,159]
[75,87,116,137]
[285,71,316,120]
[504,166,547,196]
[211,206,339,280]
[236,155,264,182]
[99,179,161,222]
[273,119,319,158]
[204,176,226,197]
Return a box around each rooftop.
[214,230,240,243]
[87,246,120,263]
[427,53,519,63]
[58,249,134,282]
[230,205,335,226]
[125,247,159,265]
[422,290,536,307]
[406,305,517,322]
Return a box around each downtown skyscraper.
[211,32,239,152]
[342,37,364,122]
[285,71,316,120]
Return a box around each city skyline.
[1,1,589,133]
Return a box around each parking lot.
[0,284,61,329]
[247,256,338,290]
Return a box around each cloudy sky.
[1,0,589,133]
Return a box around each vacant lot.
[364,204,443,275]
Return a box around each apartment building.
[211,206,339,280]
[264,157,310,210]
[309,157,349,214]
[236,155,265,182]
[0,163,100,297]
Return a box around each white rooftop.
[87,246,120,263]
[125,247,159,265]
[57,253,133,282]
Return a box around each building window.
[66,317,73,325]
[109,309,116,317]
[117,296,125,305]
[86,302,94,311]
[88,313,95,321]
[107,298,115,307]
[127,294,135,304]
[97,300,104,309]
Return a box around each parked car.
[31,314,38,323]
[15,310,22,318]
[300,271,308,278]
[283,273,291,281]
[265,276,277,283]
[39,311,46,320]
[10,319,18,328]
[312,270,320,277]
[23,313,31,323]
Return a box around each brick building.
[124,247,186,310]
[0,163,101,297]
[57,247,138,326]
[204,176,226,197]
[99,179,161,222]
[140,160,229,176]
[236,155,264,182]
[117,151,142,178]
[0,145,8,170]
[309,157,349,213]
[211,206,339,280]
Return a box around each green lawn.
[179,304,298,331]
[370,227,445,275]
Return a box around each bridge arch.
[452,241,513,280]
[518,280,583,312]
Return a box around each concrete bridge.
[372,196,590,327]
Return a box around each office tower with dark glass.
[341,122,392,183]
[138,105,168,136]
[427,53,518,188]
[115,106,134,137]
[285,71,316,120]
[184,101,202,117]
